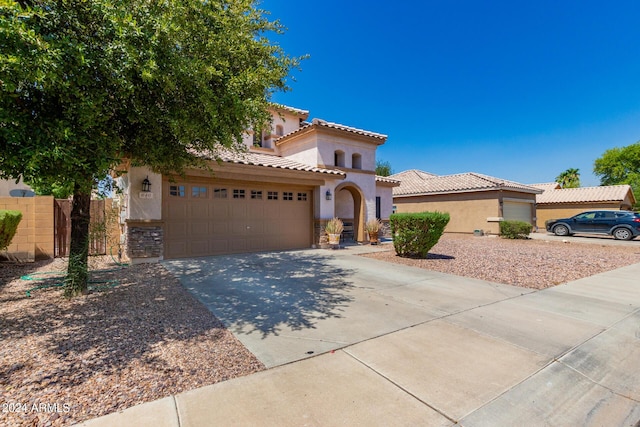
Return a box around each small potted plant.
[365,218,383,244]
[324,217,344,245]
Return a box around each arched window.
[352,153,362,169]
[334,150,345,167]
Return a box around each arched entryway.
[334,182,365,242]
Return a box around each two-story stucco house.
[117,105,398,263]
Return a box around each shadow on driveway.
[163,251,356,338]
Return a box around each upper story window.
[334,150,345,167]
[252,128,271,149]
[275,124,284,136]
[352,153,362,169]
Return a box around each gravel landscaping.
[0,257,263,427]
[361,234,640,289]
[1,235,639,426]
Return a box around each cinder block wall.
[0,196,54,261]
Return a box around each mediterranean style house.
[117,105,398,263]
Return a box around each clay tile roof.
[391,170,542,197]
[270,103,310,119]
[530,182,561,192]
[209,148,346,177]
[375,175,401,186]
[310,118,388,140]
[536,185,635,204]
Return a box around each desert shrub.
[0,210,23,251]
[499,220,533,239]
[390,211,450,258]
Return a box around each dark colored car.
[545,210,640,240]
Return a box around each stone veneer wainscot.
[125,219,164,263]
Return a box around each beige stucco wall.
[536,202,621,229]
[376,185,394,220]
[0,196,54,261]
[393,192,502,234]
[122,167,162,221]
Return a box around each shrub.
[499,220,533,239]
[0,210,23,251]
[390,211,450,258]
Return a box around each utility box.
[473,229,484,237]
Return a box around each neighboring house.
[532,183,636,229]
[0,177,34,197]
[117,105,399,262]
[391,170,542,235]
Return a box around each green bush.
[390,211,450,258]
[499,220,533,239]
[0,210,23,251]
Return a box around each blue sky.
[262,1,640,187]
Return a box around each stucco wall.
[0,196,54,261]
[536,202,621,229]
[124,167,162,221]
[376,186,394,220]
[315,134,376,171]
[277,134,319,166]
[0,178,33,197]
[393,192,501,234]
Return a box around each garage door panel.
[264,204,280,219]
[166,222,187,236]
[167,204,188,217]
[231,203,248,218]
[189,222,209,235]
[190,204,210,220]
[504,201,533,224]
[212,203,230,217]
[210,240,228,253]
[163,179,312,259]
[212,221,229,234]
[165,242,187,258]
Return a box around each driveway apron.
[162,247,528,368]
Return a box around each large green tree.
[594,142,640,208]
[1,0,299,296]
[555,168,581,188]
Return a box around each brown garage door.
[163,178,313,258]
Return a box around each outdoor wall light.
[142,176,152,193]
[325,190,332,200]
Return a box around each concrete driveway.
[83,245,640,426]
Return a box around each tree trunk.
[65,186,91,297]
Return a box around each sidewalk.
[79,260,640,426]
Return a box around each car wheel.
[553,224,570,236]
[613,228,633,241]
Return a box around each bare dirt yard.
[1,235,639,426]
[0,257,263,427]
[361,234,640,289]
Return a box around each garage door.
[503,201,533,224]
[163,179,313,258]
